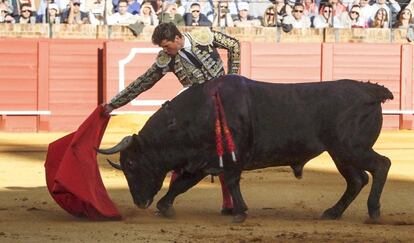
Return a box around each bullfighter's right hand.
[102,103,114,115]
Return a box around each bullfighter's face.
[159,35,184,56]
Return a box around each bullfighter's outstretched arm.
[212,31,240,75]
[109,61,167,109]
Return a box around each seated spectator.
[262,5,277,27]
[369,7,389,28]
[271,0,291,27]
[213,0,234,27]
[15,3,36,23]
[338,4,365,28]
[247,0,273,20]
[0,2,15,23]
[112,0,140,15]
[233,1,261,27]
[356,0,374,27]
[283,3,312,28]
[139,1,159,26]
[313,3,341,27]
[158,3,184,26]
[19,0,37,12]
[175,0,186,16]
[61,0,89,24]
[303,0,319,18]
[370,0,400,25]
[36,2,60,23]
[184,2,212,26]
[107,0,137,25]
[394,8,412,28]
[85,0,113,25]
[327,0,347,16]
[38,0,79,16]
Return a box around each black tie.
[181,49,202,69]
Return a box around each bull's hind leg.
[322,152,369,219]
[156,171,205,218]
[356,150,391,219]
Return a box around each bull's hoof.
[232,213,247,223]
[221,208,234,216]
[156,207,175,218]
[157,203,175,218]
[368,209,380,220]
[321,208,342,220]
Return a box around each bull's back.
[240,78,390,166]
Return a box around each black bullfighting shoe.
[221,207,234,216]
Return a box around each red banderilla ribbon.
[213,92,237,167]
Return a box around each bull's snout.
[135,198,153,209]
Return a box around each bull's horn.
[107,159,122,170]
[97,136,133,154]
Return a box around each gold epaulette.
[155,51,171,68]
[188,27,214,46]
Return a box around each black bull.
[99,75,393,223]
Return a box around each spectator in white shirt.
[283,3,312,28]
[107,0,137,25]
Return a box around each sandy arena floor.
[0,115,413,242]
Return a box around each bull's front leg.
[223,169,248,223]
[156,171,205,218]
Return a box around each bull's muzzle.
[136,198,153,209]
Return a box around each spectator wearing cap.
[15,3,36,23]
[212,0,234,27]
[159,3,185,26]
[107,0,137,25]
[283,3,311,28]
[36,2,60,23]
[233,2,261,27]
[61,0,89,24]
[184,2,212,26]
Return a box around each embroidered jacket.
[109,28,240,109]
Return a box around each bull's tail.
[362,82,394,103]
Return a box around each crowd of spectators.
[0,0,413,29]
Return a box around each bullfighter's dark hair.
[152,22,183,46]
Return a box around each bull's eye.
[127,159,134,168]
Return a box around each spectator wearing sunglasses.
[283,3,311,28]
[62,0,89,24]
[233,1,261,27]
[262,5,277,27]
[338,4,365,28]
[15,3,36,23]
[36,3,60,23]
[212,1,234,27]
[313,3,340,27]
[184,2,212,26]
[0,2,14,23]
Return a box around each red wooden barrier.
[0,39,412,132]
